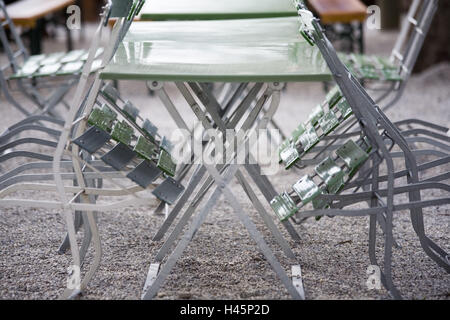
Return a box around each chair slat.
[134,136,157,161]
[111,120,134,146]
[315,157,345,194]
[336,140,370,176]
[270,192,298,222]
[157,149,176,177]
[292,175,322,205]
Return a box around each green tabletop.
[140,0,298,21]
[100,18,332,83]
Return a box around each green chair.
[0,0,104,121]
[337,0,438,111]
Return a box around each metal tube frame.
[141,80,305,299]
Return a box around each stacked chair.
[0,0,187,299]
[275,0,436,141]
[278,0,444,237]
[56,81,183,262]
[279,0,441,175]
[270,0,449,299]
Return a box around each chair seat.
[315,157,345,194]
[339,52,404,82]
[336,139,371,177]
[152,177,185,205]
[9,48,104,79]
[127,160,162,188]
[293,175,322,205]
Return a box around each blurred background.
[363,0,449,72]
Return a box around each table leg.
[30,18,44,55]
[358,22,365,54]
[66,24,73,52]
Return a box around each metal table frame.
[141,80,305,299]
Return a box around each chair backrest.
[390,0,438,79]
[0,0,28,76]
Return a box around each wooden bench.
[1,0,76,54]
[308,0,368,53]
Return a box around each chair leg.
[66,24,73,52]
[58,211,83,254]
[410,210,450,272]
[58,208,82,299]
[29,19,44,55]
[402,148,450,272]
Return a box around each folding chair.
[0,0,128,260]
[278,0,440,171]
[0,0,104,122]
[0,0,168,299]
[337,0,438,111]
[277,84,449,237]
[270,1,449,299]
[0,0,110,203]
[277,1,446,249]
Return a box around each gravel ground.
[0,25,449,300]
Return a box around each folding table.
[100,16,332,299]
[102,17,331,242]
